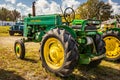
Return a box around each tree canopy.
[76,0,113,21]
[0,7,20,21]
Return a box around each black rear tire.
[40,28,79,77]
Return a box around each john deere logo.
[30,20,41,22]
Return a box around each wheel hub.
[106,39,116,51]
[44,38,64,70]
[16,44,21,57]
[104,36,120,59]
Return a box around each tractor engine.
[24,15,62,41]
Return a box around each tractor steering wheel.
[64,7,75,23]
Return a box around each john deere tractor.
[101,17,120,61]
[14,2,105,77]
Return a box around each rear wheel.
[103,31,120,61]
[40,28,78,77]
[14,40,25,59]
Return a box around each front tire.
[14,40,25,59]
[40,28,79,77]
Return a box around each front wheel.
[40,28,79,77]
[14,40,25,59]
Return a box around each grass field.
[0,27,120,80]
[0,26,9,36]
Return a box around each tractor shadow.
[61,65,120,80]
[0,69,25,80]
[23,58,38,63]
[106,60,120,64]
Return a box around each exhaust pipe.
[32,1,36,16]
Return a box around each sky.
[0,0,120,16]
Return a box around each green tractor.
[14,3,105,77]
[101,17,120,61]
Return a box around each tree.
[10,10,21,21]
[0,7,20,21]
[76,0,113,21]
[0,7,9,21]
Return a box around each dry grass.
[0,26,9,36]
[0,27,120,80]
[0,36,60,80]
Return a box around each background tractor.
[102,16,120,61]
[9,20,24,36]
[14,2,106,77]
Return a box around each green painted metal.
[106,27,120,33]
[79,54,91,64]
[72,19,103,64]
[16,46,19,53]
[78,38,86,44]
[24,14,77,42]
[72,19,85,25]
[98,31,103,35]
[24,14,62,42]
[24,14,62,26]
[72,19,101,31]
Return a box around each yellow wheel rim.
[104,36,120,59]
[44,38,64,70]
[16,43,21,57]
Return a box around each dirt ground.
[0,36,120,80]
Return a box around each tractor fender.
[56,26,77,39]
[43,25,77,41]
